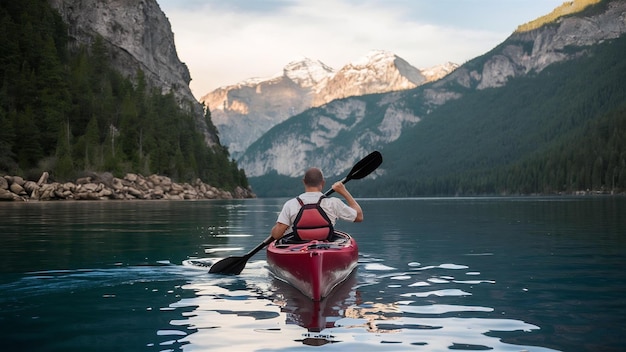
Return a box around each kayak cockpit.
[275,231,352,248]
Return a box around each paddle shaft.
[245,235,274,259]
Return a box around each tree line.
[0,0,247,190]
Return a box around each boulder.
[170,182,184,194]
[39,184,56,200]
[147,174,161,185]
[160,176,172,187]
[98,188,113,198]
[10,183,26,195]
[54,189,66,199]
[23,181,39,195]
[30,187,41,200]
[62,182,76,192]
[111,178,124,191]
[153,186,164,198]
[81,183,99,192]
[76,176,92,184]
[0,177,8,190]
[77,191,99,200]
[12,176,25,186]
[124,173,138,182]
[0,188,16,201]
[37,171,49,186]
[126,186,143,198]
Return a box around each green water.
[1,197,624,351]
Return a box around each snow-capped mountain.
[200,51,456,159]
[311,50,427,106]
[283,57,335,88]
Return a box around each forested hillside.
[364,34,626,196]
[0,1,247,190]
[250,31,626,197]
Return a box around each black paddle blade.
[208,256,248,275]
[346,151,383,180]
[208,236,274,275]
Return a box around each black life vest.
[293,196,334,241]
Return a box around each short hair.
[303,168,324,187]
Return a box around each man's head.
[303,167,325,190]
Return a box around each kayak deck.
[267,231,358,301]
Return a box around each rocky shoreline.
[0,172,255,201]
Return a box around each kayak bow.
[266,231,358,301]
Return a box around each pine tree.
[14,107,43,170]
[0,107,16,172]
[55,121,74,180]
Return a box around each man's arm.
[270,222,290,240]
[332,181,363,222]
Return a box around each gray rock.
[0,172,255,201]
[0,188,16,201]
[37,172,49,186]
[23,181,39,195]
[10,183,26,195]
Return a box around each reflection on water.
[159,256,557,351]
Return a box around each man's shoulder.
[323,196,345,206]
[298,192,324,203]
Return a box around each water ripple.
[165,257,560,351]
[0,257,560,351]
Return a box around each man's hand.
[332,181,363,222]
[332,181,348,195]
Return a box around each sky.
[156,0,564,99]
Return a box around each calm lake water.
[0,197,624,351]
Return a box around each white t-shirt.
[276,192,357,233]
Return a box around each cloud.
[158,0,562,98]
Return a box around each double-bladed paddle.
[208,150,383,275]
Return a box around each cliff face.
[440,0,626,92]
[406,0,626,111]
[47,0,219,145]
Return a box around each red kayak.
[267,231,358,301]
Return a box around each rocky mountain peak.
[420,62,460,82]
[312,50,426,105]
[345,49,425,85]
[283,57,334,88]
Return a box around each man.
[270,167,363,241]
